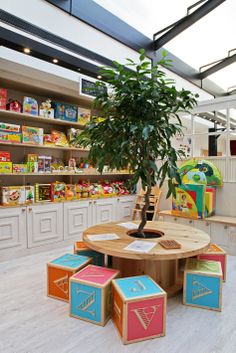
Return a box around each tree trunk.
[138,184,152,237]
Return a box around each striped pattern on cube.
[70,264,119,326]
[74,241,104,266]
[112,275,166,344]
[47,253,91,302]
[183,258,223,311]
[198,243,227,281]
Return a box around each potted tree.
[75,50,198,237]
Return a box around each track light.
[52,58,58,63]
[23,48,31,54]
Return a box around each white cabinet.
[27,203,63,248]
[194,220,211,235]
[0,207,27,251]
[116,196,135,221]
[210,223,228,249]
[162,215,179,224]
[64,200,93,240]
[227,226,236,255]
[93,198,116,225]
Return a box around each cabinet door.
[194,220,211,235]
[210,223,228,249]
[227,226,236,255]
[64,200,93,240]
[117,196,135,221]
[27,203,63,248]
[93,198,116,225]
[0,207,27,251]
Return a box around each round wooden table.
[83,221,210,297]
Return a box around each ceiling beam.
[199,54,236,79]
[153,0,226,51]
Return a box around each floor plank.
[0,246,236,353]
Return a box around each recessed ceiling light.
[24,48,31,54]
[52,59,58,63]
[97,75,102,79]
[77,68,81,71]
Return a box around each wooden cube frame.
[47,253,92,302]
[183,258,223,311]
[198,243,227,281]
[112,275,167,344]
[69,265,119,326]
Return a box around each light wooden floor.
[1,246,236,353]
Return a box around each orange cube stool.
[47,253,91,302]
[198,244,227,281]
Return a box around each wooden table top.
[83,221,210,260]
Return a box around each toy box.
[0,89,7,110]
[51,182,66,202]
[198,244,227,281]
[12,164,27,173]
[183,258,222,311]
[74,241,104,266]
[67,128,82,146]
[54,102,77,122]
[70,265,119,325]
[51,130,69,147]
[0,151,10,162]
[77,107,91,125]
[25,185,34,204]
[26,154,38,162]
[47,253,92,302]
[0,131,21,144]
[112,275,166,344]
[35,183,51,202]
[38,155,52,173]
[172,183,206,219]
[0,162,12,174]
[7,99,21,112]
[22,126,43,145]
[23,97,38,116]
[27,162,38,173]
[0,122,20,132]
[39,99,54,119]
[65,184,76,201]
[205,187,216,217]
[1,186,25,206]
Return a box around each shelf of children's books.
[0,141,88,151]
[0,171,132,176]
[0,109,87,129]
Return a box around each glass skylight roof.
[94,0,236,93]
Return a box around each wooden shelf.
[0,141,88,151]
[0,171,132,177]
[0,109,86,129]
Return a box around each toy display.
[25,185,34,204]
[35,184,51,202]
[172,184,206,219]
[38,155,52,173]
[22,126,43,145]
[68,158,76,169]
[6,99,21,112]
[112,275,166,344]
[205,187,216,217]
[38,155,46,172]
[67,128,82,146]
[27,161,38,173]
[77,107,91,125]
[43,134,55,147]
[39,99,54,119]
[66,184,76,201]
[0,162,12,174]
[0,89,7,110]
[51,130,69,147]
[0,151,10,162]
[53,102,77,122]
[0,122,20,132]
[0,131,22,144]
[13,164,28,173]
[51,182,66,202]
[26,154,38,162]
[183,258,222,311]
[1,186,25,206]
[179,159,223,187]
[23,96,38,115]
[70,265,119,325]
[51,158,64,171]
[47,253,92,302]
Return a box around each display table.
[83,221,210,297]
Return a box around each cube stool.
[198,243,227,281]
[47,253,91,302]
[183,258,223,311]
[74,241,104,266]
[70,264,119,326]
[112,275,166,344]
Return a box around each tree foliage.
[74,49,198,234]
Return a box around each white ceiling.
[94,0,236,93]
